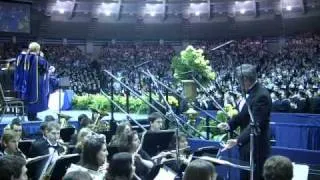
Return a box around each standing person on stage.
[217,64,272,180]
[14,42,53,121]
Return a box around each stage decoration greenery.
[72,94,149,114]
[197,104,239,141]
[171,45,216,86]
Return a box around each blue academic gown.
[14,52,50,114]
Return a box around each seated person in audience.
[29,121,65,157]
[73,128,93,154]
[118,131,154,180]
[63,171,92,180]
[263,155,293,180]
[106,152,134,180]
[67,133,108,180]
[1,130,26,159]
[0,155,28,180]
[109,122,132,146]
[4,118,24,140]
[148,112,164,132]
[183,159,217,180]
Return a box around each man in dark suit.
[218,64,272,180]
[28,121,65,179]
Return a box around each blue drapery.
[197,111,320,150]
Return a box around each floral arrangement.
[172,45,216,86]
[197,104,239,141]
[167,95,179,107]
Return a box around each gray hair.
[236,64,257,83]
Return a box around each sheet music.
[292,163,309,180]
[154,167,176,180]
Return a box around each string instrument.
[132,130,147,180]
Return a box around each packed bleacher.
[0,33,319,113]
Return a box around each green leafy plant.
[172,45,216,86]
[197,104,239,141]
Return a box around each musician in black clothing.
[218,64,272,180]
[1,130,26,159]
[29,121,65,157]
[28,122,65,180]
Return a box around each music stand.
[18,139,35,157]
[107,146,119,161]
[26,154,51,180]
[58,77,70,117]
[100,130,114,145]
[142,130,175,157]
[49,154,80,180]
[196,156,250,171]
[60,127,75,142]
[192,146,220,158]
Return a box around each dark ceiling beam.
[69,0,77,19]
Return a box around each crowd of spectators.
[0,33,319,113]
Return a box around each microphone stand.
[140,70,240,136]
[101,89,147,132]
[239,66,260,180]
[145,69,183,179]
[104,70,205,139]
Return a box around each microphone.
[211,40,235,51]
[134,60,152,69]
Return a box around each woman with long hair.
[109,122,132,147]
[106,152,134,180]
[117,131,154,180]
[67,133,108,180]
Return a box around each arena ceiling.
[5,0,320,40]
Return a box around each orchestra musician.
[66,133,108,180]
[148,112,164,132]
[118,131,154,180]
[28,121,65,179]
[1,130,26,159]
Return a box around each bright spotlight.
[58,8,65,14]
[195,11,200,16]
[240,9,246,14]
[105,11,111,16]
[286,5,292,11]
[150,11,156,17]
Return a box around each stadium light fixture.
[105,11,111,16]
[59,8,65,14]
[150,11,156,17]
[286,5,292,11]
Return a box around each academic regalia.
[14,52,50,120]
